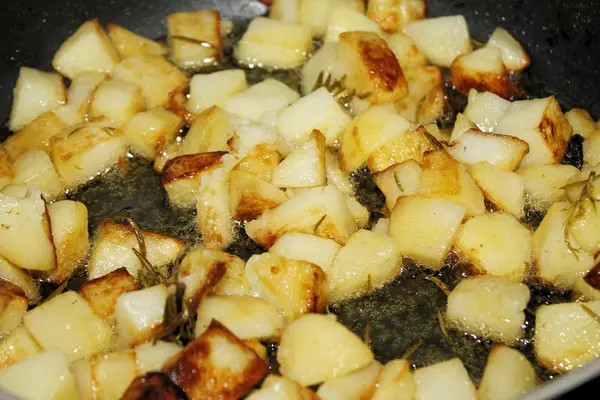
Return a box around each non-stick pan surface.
[0,1,599,399]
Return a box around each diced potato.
[233,145,281,182]
[0,256,37,302]
[269,0,300,23]
[230,170,288,222]
[339,105,411,172]
[371,218,390,236]
[367,0,426,33]
[187,70,248,115]
[278,314,373,386]
[301,42,338,94]
[4,112,66,160]
[317,361,382,400]
[245,253,327,322]
[367,126,439,173]
[12,149,64,201]
[454,213,532,282]
[24,291,112,361]
[135,341,182,374]
[50,123,127,189]
[89,79,145,127]
[52,19,119,79]
[451,47,509,98]
[9,67,66,131]
[246,185,357,248]
[324,7,382,43]
[334,31,408,105]
[168,10,222,70]
[325,149,354,195]
[449,113,476,143]
[55,71,108,125]
[246,374,318,400]
[113,54,188,108]
[495,96,572,167]
[177,251,224,312]
[463,89,510,133]
[534,301,600,372]
[80,350,139,400]
[0,327,41,368]
[88,220,185,280]
[446,275,530,344]
[403,15,472,67]
[584,132,600,168]
[573,264,600,301]
[0,186,55,271]
[0,350,79,400]
[478,346,537,400]
[532,202,594,290]
[344,195,370,228]
[270,232,342,271]
[272,130,326,188]
[566,108,597,140]
[115,284,169,348]
[224,79,300,121]
[0,281,28,337]
[413,358,476,400]
[486,27,530,72]
[389,195,466,269]
[196,295,284,340]
[371,359,417,400]
[468,162,525,217]
[419,150,485,217]
[226,118,279,160]
[417,84,446,125]
[80,267,140,320]
[124,107,183,160]
[566,204,600,258]
[163,320,268,399]
[299,0,365,37]
[447,129,529,172]
[386,32,427,69]
[327,229,401,302]
[517,164,579,207]
[107,23,168,59]
[562,165,600,203]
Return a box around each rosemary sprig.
[563,171,599,257]
[313,214,328,234]
[424,275,451,296]
[127,218,168,288]
[438,310,449,339]
[312,71,371,106]
[401,339,424,361]
[170,35,215,48]
[581,304,600,325]
[363,275,372,346]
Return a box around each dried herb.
[563,171,599,257]
[363,275,372,346]
[38,279,70,305]
[312,71,371,106]
[581,304,600,325]
[155,282,195,346]
[424,275,451,296]
[127,217,169,288]
[170,35,215,48]
[401,339,424,361]
[313,214,327,234]
[438,310,449,339]
[393,171,405,193]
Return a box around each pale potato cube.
[163,320,268,399]
[196,295,284,340]
[447,129,529,172]
[168,10,222,70]
[325,149,354,195]
[446,275,530,344]
[463,89,510,133]
[52,19,119,79]
[566,199,600,257]
[449,112,477,143]
[278,314,374,386]
[562,165,600,203]
[0,186,55,271]
[276,88,351,145]
[0,350,78,400]
[517,164,579,207]
[50,123,127,189]
[246,185,357,248]
[89,350,139,400]
[386,32,428,69]
[55,71,108,125]
[272,130,326,188]
[344,195,370,228]
[224,78,300,121]
[413,358,476,400]
[371,217,390,236]
[107,23,168,59]
[0,255,37,302]
[566,108,597,139]
[368,0,426,33]
[450,46,509,98]
[80,267,140,320]
[299,0,365,37]
[454,213,532,282]
[88,220,185,280]
[9,67,66,131]
[226,117,279,160]
[301,42,338,94]
[486,27,530,72]
[135,340,182,374]
[327,229,401,302]
[0,282,28,337]
[496,96,572,167]
[115,284,169,348]
[124,107,183,160]
[478,346,537,400]
[270,233,342,271]
[4,112,66,159]
[12,149,64,201]
[234,145,281,182]
[403,65,444,105]
[230,170,288,222]
[339,105,411,172]
[0,327,41,369]
[24,291,112,361]
[389,195,466,269]
[535,301,600,372]
[334,31,408,105]
[584,132,600,168]
[89,79,145,127]
[187,70,248,115]
[532,202,594,290]
[416,84,446,125]
[245,253,327,322]
[403,15,472,67]
[269,0,300,23]
[372,359,417,400]
[247,374,317,400]
[317,361,382,400]
[573,263,600,301]
[324,7,382,42]
[113,54,188,108]
[468,161,525,217]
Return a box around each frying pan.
[0,0,599,399]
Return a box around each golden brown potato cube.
[124,108,183,160]
[4,112,66,160]
[451,47,509,98]
[230,170,288,222]
[233,145,281,182]
[168,10,222,70]
[89,79,145,127]
[324,7,382,43]
[335,31,408,104]
[107,23,168,59]
[245,253,327,322]
[486,27,530,73]
[50,123,127,189]
[178,250,227,312]
[387,32,427,69]
[367,0,426,33]
[113,54,188,109]
[54,71,108,126]
[298,0,365,37]
[0,255,38,302]
[0,327,41,369]
[566,108,597,139]
[403,65,444,102]
[0,281,28,337]
[374,160,422,211]
[162,320,268,400]
[79,267,139,320]
[417,85,446,125]
[121,372,188,400]
[12,150,64,201]
[272,130,327,188]
[468,162,525,217]
[0,147,13,190]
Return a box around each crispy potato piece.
[467,162,525,217]
[124,107,183,160]
[230,170,288,222]
[272,130,326,188]
[4,112,65,161]
[387,32,427,69]
[374,160,422,211]
[80,267,140,320]
[317,361,382,400]
[135,341,183,374]
[0,255,37,302]
[178,250,227,311]
[168,10,222,70]
[0,281,28,337]
[89,79,145,127]
[233,145,281,182]
[566,108,597,139]
[298,0,365,37]
[122,372,188,400]
[413,358,476,400]
[270,233,341,271]
[463,89,510,133]
[486,27,530,72]
[0,327,41,369]
[367,0,426,33]
[107,23,168,59]
[55,71,108,126]
[12,149,64,201]
[451,47,509,98]
[478,346,537,400]
[324,7,382,43]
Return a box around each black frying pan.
[0,0,599,399]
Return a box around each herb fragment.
[424,275,451,296]
[581,304,600,325]
[363,275,372,346]
[563,171,599,257]
[438,310,449,339]
[401,339,424,361]
[312,71,371,106]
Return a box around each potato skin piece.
[122,372,188,400]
